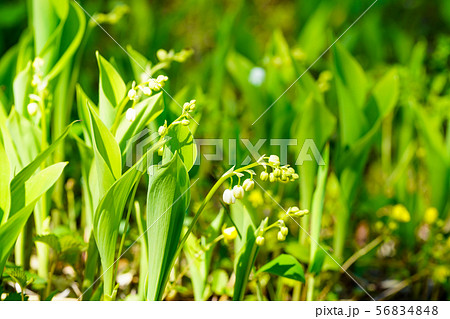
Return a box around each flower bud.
[158,125,167,136]
[273,168,281,178]
[223,226,237,241]
[128,88,137,100]
[256,236,265,246]
[277,231,286,241]
[126,108,137,122]
[242,179,254,191]
[156,75,168,82]
[27,102,39,116]
[156,49,168,61]
[32,57,44,70]
[183,102,190,111]
[181,119,190,126]
[291,173,299,180]
[223,189,236,205]
[260,171,268,181]
[287,206,300,214]
[268,155,280,166]
[269,173,276,183]
[233,185,244,199]
[158,146,164,156]
[141,86,152,95]
[280,226,289,236]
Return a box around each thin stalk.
[175,162,260,257]
[382,112,393,174]
[256,278,264,301]
[35,96,49,279]
[318,235,383,300]
[45,259,57,299]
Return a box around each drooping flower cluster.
[255,206,309,246]
[156,48,193,64]
[259,155,299,183]
[27,57,48,117]
[125,75,169,122]
[222,154,299,205]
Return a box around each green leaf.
[45,2,86,81]
[12,62,31,115]
[372,69,399,119]
[0,140,11,224]
[309,144,329,264]
[308,249,326,276]
[333,44,368,146]
[115,92,164,154]
[34,234,61,254]
[257,254,305,282]
[96,51,126,128]
[87,102,122,180]
[10,162,68,218]
[5,267,29,289]
[146,152,190,300]
[164,123,197,172]
[94,139,164,299]
[231,201,264,300]
[211,269,229,296]
[0,162,66,275]
[9,122,73,198]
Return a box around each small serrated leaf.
[34,234,61,254]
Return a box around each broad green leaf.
[76,84,97,146]
[146,152,190,301]
[96,51,126,128]
[231,201,264,300]
[7,110,40,167]
[257,254,305,282]
[116,92,164,154]
[12,62,31,115]
[164,123,197,172]
[298,3,332,62]
[0,141,11,224]
[87,102,121,180]
[333,44,368,146]
[372,69,399,118]
[308,249,326,276]
[94,139,165,299]
[32,0,68,75]
[10,162,68,217]
[0,162,66,275]
[9,122,74,200]
[45,2,86,81]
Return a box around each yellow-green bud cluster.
[259,155,299,183]
[286,206,309,218]
[157,48,193,63]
